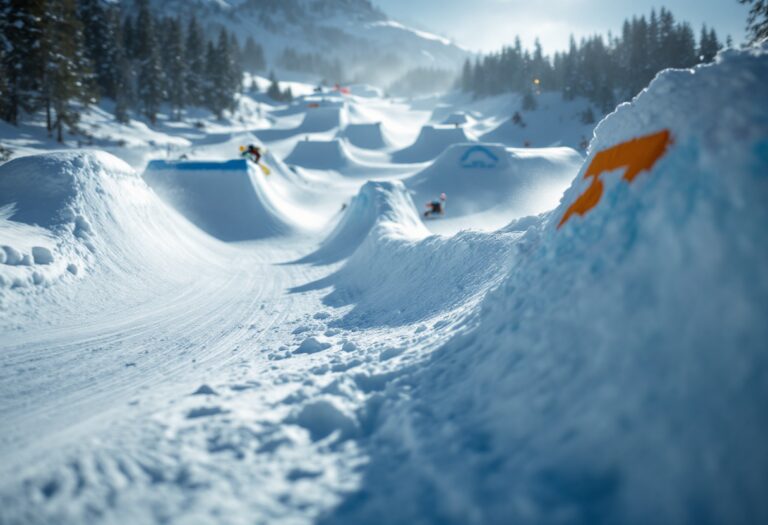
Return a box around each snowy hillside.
[1,38,767,525]
[135,0,468,83]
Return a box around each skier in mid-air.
[424,193,447,218]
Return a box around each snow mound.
[335,45,768,522]
[298,106,345,133]
[338,123,390,150]
[0,151,216,292]
[298,180,427,264]
[284,139,354,170]
[294,180,517,328]
[392,125,475,163]
[144,159,298,241]
[441,112,473,126]
[256,105,347,141]
[406,143,582,217]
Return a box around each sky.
[373,0,751,53]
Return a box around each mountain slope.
[137,0,468,84]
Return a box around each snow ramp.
[392,125,475,163]
[297,180,427,265]
[406,143,582,217]
[298,106,345,133]
[292,180,515,328]
[0,151,219,293]
[338,122,390,149]
[284,139,354,170]
[256,106,346,141]
[330,45,768,523]
[143,159,297,241]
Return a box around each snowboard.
[239,145,270,175]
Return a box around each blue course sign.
[459,146,499,169]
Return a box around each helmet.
[440,193,447,201]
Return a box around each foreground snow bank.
[327,45,768,523]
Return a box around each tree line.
[0,0,267,142]
[460,8,725,112]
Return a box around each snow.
[406,143,583,230]
[1,43,767,525]
[143,159,301,240]
[392,125,476,163]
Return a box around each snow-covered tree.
[740,0,768,43]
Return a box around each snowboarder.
[239,144,271,175]
[241,144,262,164]
[424,193,447,218]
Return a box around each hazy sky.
[373,0,750,53]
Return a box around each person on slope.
[424,193,447,218]
[241,144,262,164]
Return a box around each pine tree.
[740,0,768,43]
[267,70,282,101]
[460,58,472,92]
[0,0,46,125]
[134,0,164,124]
[203,33,238,118]
[699,25,721,62]
[113,11,134,123]
[162,17,186,120]
[78,0,114,99]
[242,36,266,72]
[185,15,205,106]
[45,0,92,142]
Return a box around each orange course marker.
[558,129,673,228]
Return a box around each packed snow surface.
[1,44,767,525]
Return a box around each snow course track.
[2,45,768,525]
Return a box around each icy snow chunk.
[192,384,218,396]
[73,215,92,238]
[187,406,227,419]
[294,336,332,355]
[293,399,358,441]
[379,346,405,361]
[341,341,358,353]
[31,246,54,265]
[1,246,23,265]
